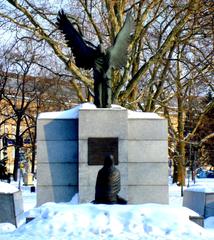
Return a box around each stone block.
[78,186,95,203]
[78,140,87,163]
[37,140,78,163]
[119,140,129,163]
[79,185,128,203]
[78,164,100,186]
[37,186,77,206]
[79,163,128,187]
[79,109,128,139]
[128,140,168,163]
[128,185,169,204]
[128,119,168,140]
[183,190,205,217]
[128,162,168,185]
[205,193,214,218]
[183,191,214,218]
[205,207,214,218]
[0,191,24,226]
[37,163,78,186]
[37,119,78,141]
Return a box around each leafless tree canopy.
[0,0,213,184]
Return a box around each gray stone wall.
[128,117,168,204]
[37,119,78,206]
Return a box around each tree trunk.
[13,117,22,181]
[175,49,186,186]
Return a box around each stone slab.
[128,162,168,185]
[128,185,169,204]
[183,190,205,216]
[128,119,168,140]
[79,109,128,139]
[37,119,78,141]
[0,191,24,226]
[37,141,78,163]
[128,140,168,163]
[79,185,128,203]
[183,191,214,218]
[37,163,78,186]
[37,186,78,206]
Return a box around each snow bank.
[0,182,18,193]
[0,203,212,240]
[0,223,16,233]
[205,217,214,229]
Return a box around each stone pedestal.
[37,117,78,206]
[37,105,168,205]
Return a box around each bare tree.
[0,0,213,185]
[0,0,202,105]
[0,37,76,180]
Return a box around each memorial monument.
[36,10,168,206]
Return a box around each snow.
[38,103,96,119]
[0,178,214,239]
[38,103,162,120]
[185,186,214,193]
[0,223,16,233]
[38,103,126,120]
[0,202,212,240]
[0,182,19,193]
[205,217,214,229]
[128,110,161,119]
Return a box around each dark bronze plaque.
[88,138,118,165]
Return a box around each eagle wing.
[108,13,134,68]
[56,10,97,70]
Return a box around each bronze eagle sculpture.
[57,10,134,108]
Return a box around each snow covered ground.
[0,178,214,239]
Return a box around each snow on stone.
[38,102,162,120]
[0,182,18,193]
[38,103,96,119]
[0,203,212,240]
[186,186,214,193]
[128,110,162,119]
